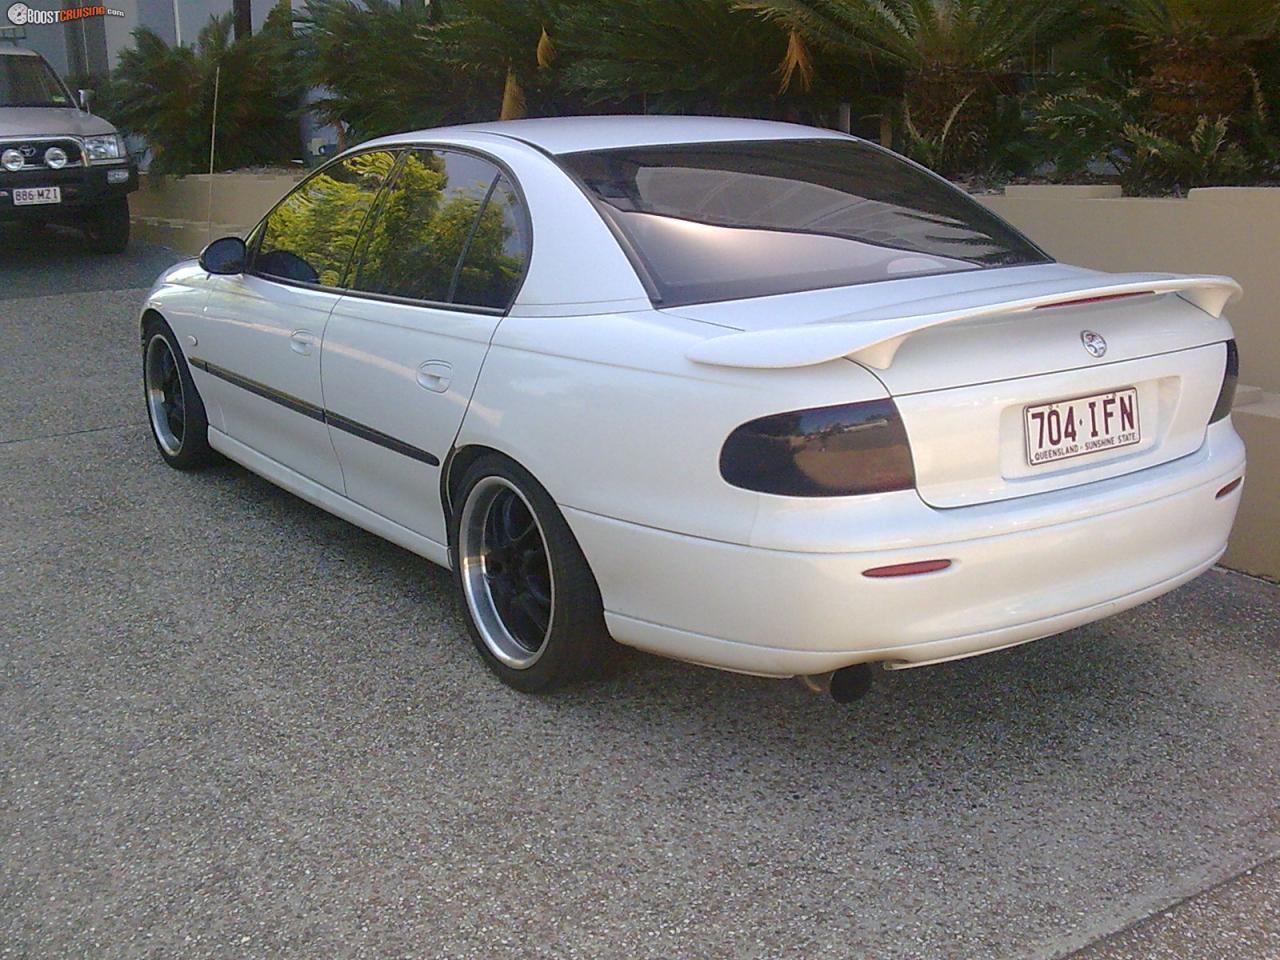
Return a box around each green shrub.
[106,9,301,174]
[739,0,1072,175]
[1031,74,1268,192]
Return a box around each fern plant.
[1124,115,1253,191]
[1031,73,1264,193]
[1031,76,1143,180]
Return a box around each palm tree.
[554,0,817,117]
[1108,0,1280,137]
[442,0,849,122]
[437,0,564,119]
[739,0,1067,170]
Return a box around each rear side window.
[557,139,1050,306]
[351,149,527,308]
[254,151,397,287]
[451,175,530,309]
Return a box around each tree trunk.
[1139,41,1249,139]
[233,0,252,41]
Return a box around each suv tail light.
[1209,339,1238,423]
[720,399,916,497]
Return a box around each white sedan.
[140,116,1245,701]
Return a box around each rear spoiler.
[686,273,1241,370]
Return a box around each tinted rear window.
[557,139,1050,306]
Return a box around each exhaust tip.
[829,664,874,704]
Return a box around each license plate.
[13,187,61,206]
[1025,387,1140,467]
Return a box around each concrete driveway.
[1,229,1278,960]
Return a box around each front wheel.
[142,318,213,470]
[84,197,130,254]
[449,455,611,692]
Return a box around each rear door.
[195,149,397,491]
[320,148,531,545]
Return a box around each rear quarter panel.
[455,309,894,545]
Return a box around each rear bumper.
[0,162,137,221]
[564,422,1246,677]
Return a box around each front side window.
[558,139,1050,306]
[0,54,72,108]
[352,149,525,307]
[254,150,397,287]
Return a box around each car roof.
[386,115,850,156]
[0,46,41,57]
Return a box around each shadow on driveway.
[0,222,184,300]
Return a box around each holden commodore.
[140,117,1245,701]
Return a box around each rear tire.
[142,317,213,470]
[449,454,611,692]
[84,197,130,254]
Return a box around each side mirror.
[199,236,247,275]
[77,88,92,113]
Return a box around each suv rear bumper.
[0,162,138,220]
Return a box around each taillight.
[719,399,916,497]
[1209,339,1238,423]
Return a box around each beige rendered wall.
[1226,389,1280,580]
[130,172,302,254]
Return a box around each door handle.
[290,330,319,356]
[416,361,453,393]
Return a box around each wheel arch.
[140,306,167,342]
[441,444,531,535]
[442,442,587,549]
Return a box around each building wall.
[8,22,69,75]
[133,0,272,55]
[7,0,277,80]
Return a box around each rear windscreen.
[557,139,1050,306]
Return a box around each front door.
[320,149,532,545]
[194,149,398,492]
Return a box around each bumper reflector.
[1215,477,1243,499]
[862,559,952,578]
